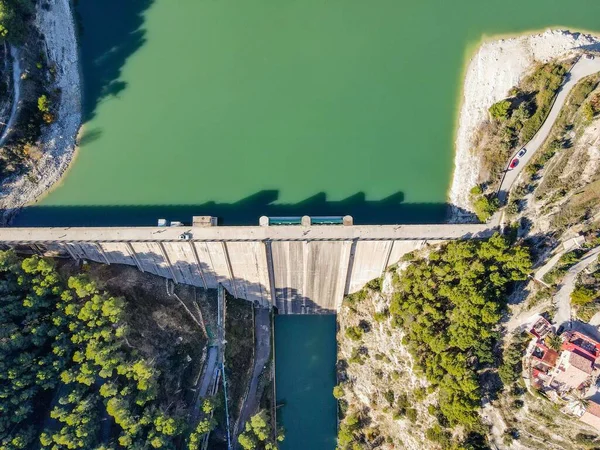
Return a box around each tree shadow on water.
[10,190,478,227]
[76,0,154,121]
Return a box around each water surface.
[275,315,337,450]
[16,0,600,226]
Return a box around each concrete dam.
[0,217,491,314]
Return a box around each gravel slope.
[0,0,81,223]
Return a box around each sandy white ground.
[0,0,81,223]
[450,29,600,219]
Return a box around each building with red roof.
[581,400,600,431]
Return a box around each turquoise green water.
[16,0,600,226]
[275,315,337,450]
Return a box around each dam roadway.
[0,221,491,314]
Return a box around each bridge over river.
[0,217,491,313]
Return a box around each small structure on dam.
[0,216,492,314]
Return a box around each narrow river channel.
[275,315,338,450]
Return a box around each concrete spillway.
[0,221,492,313]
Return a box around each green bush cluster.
[489,100,511,120]
[0,0,34,43]
[389,234,531,427]
[238,410,283,450]
[0,251,207,449]
[345,326,364,341]
[571,286,597,306]
[469,186,499,223]
[498,332,530,387]
[187,400,216,450]
[520,63,567,142]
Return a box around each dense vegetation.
[477,62,567,185]
[469,185,499,222]
[389,234,531,427]
[238,410,283,450]
[0,251,212,449]
[0,0,34,43]
[572,256,600,322]
[498,332,530,388]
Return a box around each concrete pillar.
[95,243,111,265]
[382,240,395,274]
[125,242,144,272]
[64,243,79,261]
[336,240,354,311]
[263,240,277,309]
[302,240,309,314]
[342,240,358,299]
[221,242,238,299]
[158,242,179,284]
[188,241,207,289]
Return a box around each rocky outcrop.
[450,29,600,218]
[0,0,81,223]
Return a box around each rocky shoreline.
[0,0,81,224]
[449,29,600,221]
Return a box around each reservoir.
[15,0,600,448]
[17,0,600,227]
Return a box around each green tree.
[384,235,531,428]
[572,286,597,306]
[37,94,50,113]
[545,333,563,351]
[489,100,511,120]
[333,384,345,399]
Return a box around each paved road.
[498,56,600,203]
[198,346,218,397]
[236,308,271,436]
[553,246,600,328]
[0,222,491,242]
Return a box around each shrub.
[373,309,389,323]
[426,425,451,446]
[345,326,364,341]
[583,102,595,122]
[38,94,50,113]
[489,100,511,120]
[506,200,519,216]
[383,390,394,406]
[473,195,499,222]
[333,385,344,399]
[366,278,381,291]
[572,286,597,306]
[470,185,483,196]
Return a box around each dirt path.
[0,46,21,148]
[236,308,271,436]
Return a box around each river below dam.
[275,315,337,450]
[15,0,600,447]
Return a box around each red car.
[509,158,519,170]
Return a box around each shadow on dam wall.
[31,240,339,313]
[11,190,477,226]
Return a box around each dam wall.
[0,222,491,313]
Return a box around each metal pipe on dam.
[0,217,492,314]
